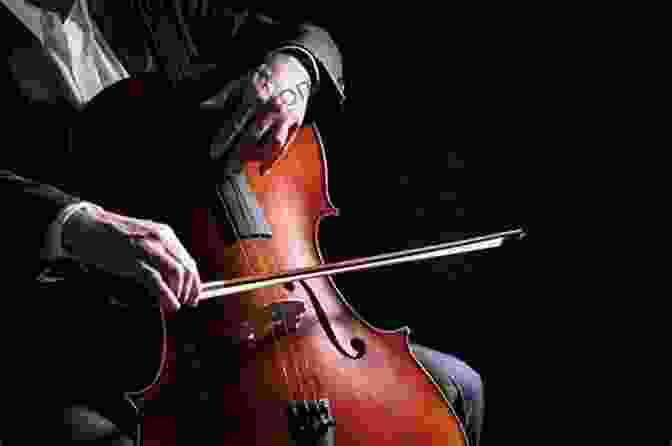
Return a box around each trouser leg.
[411,343,485,446]
[2,399,134,445]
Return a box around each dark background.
[253,6,559,444]
[255,7,665,444]
[264,6,546,444]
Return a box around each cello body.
[72,76,468,445]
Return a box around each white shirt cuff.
[41,201,102,261]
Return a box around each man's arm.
[0,170,82,278]
[0,4,345,302]
[132,4,345,115]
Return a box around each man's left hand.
[207,52,312,175]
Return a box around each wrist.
[61,203,104,258]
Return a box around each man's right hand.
[62,206,201,312]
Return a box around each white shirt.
[2,1,320,271]
[1,0,129,105]
[2,0,126,266]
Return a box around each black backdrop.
[260,6,544,444]
[248,7,663,445]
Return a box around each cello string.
[240,240,296,400]
[290,301,317,402]
[303,348,317,402]
[261,141,312,402]
[216,135,307,401]
[264,128,311,400]
[273,319,295,400]
[214,128,312,402]
[273,132,319,403]
[214,184,293,399]
[242,133,310,402]
[260,256,306,400]
[280,313,306,400]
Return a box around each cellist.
[0,2,483,444]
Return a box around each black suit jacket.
[0,2,345,281]
[0,2,345,403]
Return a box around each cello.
[69,74,524,445]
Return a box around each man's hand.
[62,207,201,313]
[207,52,312,175]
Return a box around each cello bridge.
[237,299,307,346]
